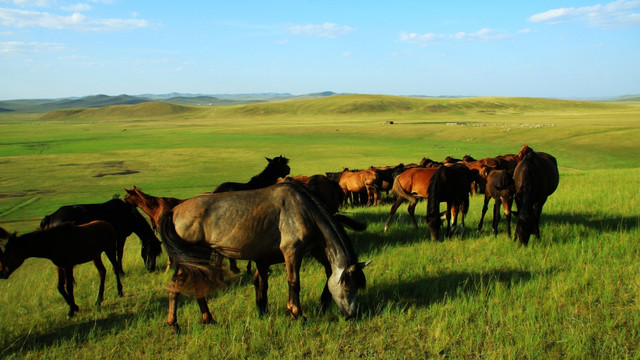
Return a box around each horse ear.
[266,157,272,162]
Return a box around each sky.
[1,0,639,100]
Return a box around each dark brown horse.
[478,169,515,238]
[0,221,123,317]
[158,182,370,333]
[213,156,290,193]
[426,163,474,241]
[513,149,559,246]
[40,198,162,274]
[384,167,439,232]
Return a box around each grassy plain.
[0,95,639,359]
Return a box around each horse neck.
[12,231,57,261]
[131,194,162,218]
[247,167,281,188]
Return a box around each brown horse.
[0,221,123,317]
[124,186,244,274]
[158,181,370,333]
[426,163,474,241]
[478,169,515,238]
[384,167,439,232]
[124,186,184,230]
[513,149,559,246]
[339,169,380,206]
[279,175,345,215]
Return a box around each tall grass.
[1,96,639,358]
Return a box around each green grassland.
[0,95,639,359]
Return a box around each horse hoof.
[170,323,181,334]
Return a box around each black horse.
[513,150,559,246]
[213,156,291,193]
[425,163,474,241]
[40,198,162,273]
[212,155,291,273]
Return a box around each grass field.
[1,95,639,359]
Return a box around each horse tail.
[334,214,367,232]
[158,211,220,297]
[391,174,417,203]
[426,166,445,223]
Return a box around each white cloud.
[0,40,66,55]
[528,0,640,29]
[61,3,91,12]
[0,8,152,31]
[399,28,510,46]
[10,0,56,7]
[289,22,353,38]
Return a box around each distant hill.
[612,95,640,102]
[0,92,339,113]
[39,101,200,121]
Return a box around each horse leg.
[104,246,124,297]
[56,267,76,315]
[63,267,79,317]
[196,297,216,325]
[478,194,490,232]
[284,252,304,320]
[228,258,241,274]
[311,248,332,311]
[93,256,107,306]
[116,237,126,275]
[384,196,405,232]
[407,199,419,229]
[492,200,501,237]
[445,203,453,238]
[252,263,270,315]
[167,270,182,334]
[504,198,512,239]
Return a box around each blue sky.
[1,0,639,99]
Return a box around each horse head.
[0,233,23,279]
[328,260,371,318]
[267,155,291,178]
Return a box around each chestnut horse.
[0,221,123,317]
[384,167,439,232]
[513,149,559,246]
[477,169,515,238]
[338,169,380,206]
[40,199,162,274]
[426,163,474,241]
[124,186,184,230]
[158,181,370,333]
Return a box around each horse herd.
[0,147,559,333]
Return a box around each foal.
[0,221,123,317]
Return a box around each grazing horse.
[425,163,474,241]
[213,156,290,193]
[513,150,559,246]
[339,169,380,206]
[0,221,123,317]
[384,167,439,232]
[40,199,162,274]
[158,182,370,333]
[478,169,515,238]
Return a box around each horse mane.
[280,179,361,266]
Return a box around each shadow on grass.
[358,268,533,317]
[0,294,170,358]
[541,212,638,232]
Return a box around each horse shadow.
[541,212,638,233]
[0,295,170,357]
[357,268,533,317]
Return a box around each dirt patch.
[93,169,140,178]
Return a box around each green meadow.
[0,95,639,359]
